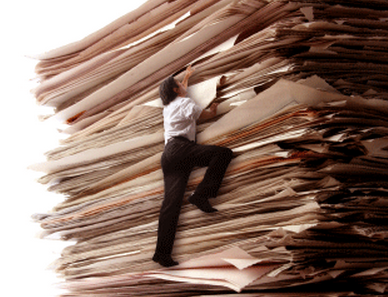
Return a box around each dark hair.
[159,76,178,106]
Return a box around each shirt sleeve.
[181,98,203,121]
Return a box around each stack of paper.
[30,1,388,296]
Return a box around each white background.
[1,1,145,296]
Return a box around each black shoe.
[188,193,218,213]
[152,253,179,267]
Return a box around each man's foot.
[152,253,179,267]
[188,193,218,213]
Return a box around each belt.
[167,136,191,144]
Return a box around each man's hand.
[209,103,218,117]
[185,65,195,78]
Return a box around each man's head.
[159,76,187,105]
[159,76,178,106]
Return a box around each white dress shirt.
[163,96,203,144]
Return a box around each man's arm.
[199,103,218,120]
[181,65,194,89]
[181,65,218,121]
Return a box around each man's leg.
[187,144,233,206]
[154,147,191,266]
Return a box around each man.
[153,66,233,267]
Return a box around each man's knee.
[221,147,233,162]
[213,146,233,166]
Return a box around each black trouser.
[155,137,233,256]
